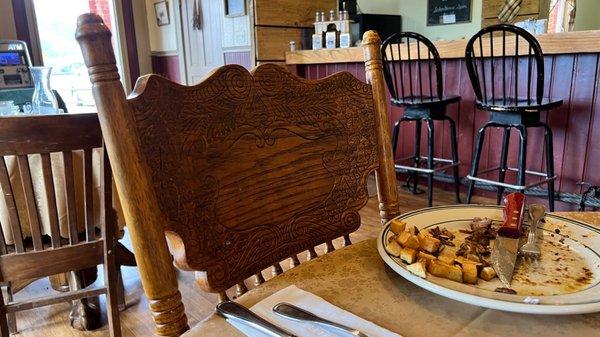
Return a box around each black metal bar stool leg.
[496,127,511,204]
[413,119,422,194]
[515,125,528,189]
[446,117,461,204]
[426,119,435,207]
[391,120,400,161]
[467,124,489,204]
[543,124,555,211]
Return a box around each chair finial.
[75,13,119,83]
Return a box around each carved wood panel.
[127,64,378,291]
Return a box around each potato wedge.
[385,240,402,257]
[428,260,463,283]
[462,263,478,284]
[480,267,497,281]
[400,247,418,264]
[418,234,441,254]
[390,219,406,234]
[407,261,427,278]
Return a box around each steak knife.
[217,301,297,337]
[491,192,526,288]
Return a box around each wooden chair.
[382,31,461,207]
[0,113,122,337]
[76,13,399,337]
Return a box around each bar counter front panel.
[288,34,600,210]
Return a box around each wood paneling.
[286,31,600,64]
[295,52,600,210]
[254,0,335,27]
[255,26,306,61]
[151,54,181,83]
[224,50,253,70]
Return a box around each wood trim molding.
[286,30,600,65]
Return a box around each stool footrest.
[466,173,557,190]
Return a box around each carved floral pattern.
[128,64,379,291]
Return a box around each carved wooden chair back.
[465,24,545,107]
[76,13,398,336]
[0,113,121,336]
[382,31,444,103]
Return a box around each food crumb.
[555,228,561,234]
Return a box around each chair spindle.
[16,155,43,250]
[40,154,61,248]
[83,149,95,241]
[0,158,24,253]
[62,151,79,244]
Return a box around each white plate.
[377,205,600,314]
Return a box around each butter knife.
[491,192,526,288]
[216,301,297,337]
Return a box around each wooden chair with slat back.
[76,13,399,337]
[0,113,122,337]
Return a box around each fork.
[520,204,545,260]
[273,303,370,337]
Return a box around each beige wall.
[573,0,600,31]
[145,0,178,52]
[358,0,483,41]
[0,0,17,40]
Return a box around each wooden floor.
[10,185,493,336]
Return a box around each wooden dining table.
[186,212,600,337]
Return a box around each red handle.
[499,192,526,238]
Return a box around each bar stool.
[382,32,461,207]
[464,24,562,211]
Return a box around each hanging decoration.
[498,0,523,23]
[192,0,202,30]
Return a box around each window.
[31,0,126,113]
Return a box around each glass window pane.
[32,0,119,113]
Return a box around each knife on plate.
[491,192,526,288]
[216,301,297,337]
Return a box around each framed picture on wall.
[154,1,170,26]
[225,0,246,18]
[427,0,472,26]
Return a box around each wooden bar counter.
[286,31,600,210]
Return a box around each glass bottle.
[30,66,59,114]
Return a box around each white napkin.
[227,285,401,337]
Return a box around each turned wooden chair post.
[362,30,400,224]
[75,14,188,336]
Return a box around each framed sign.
[225,0,246,17]
[427,0,472,26]
[154,1,170,26]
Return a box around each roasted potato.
[407,261,427,278]
[397,232,420,249]
[480,267,497,281]
[390,219,407,234]
[462,263,478,284]
[385,240,402,257]
[428,260,463,283]
[417,251,437,261]
[400,247,418,264]
[417,234,441,254]
[437,253,455,265]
